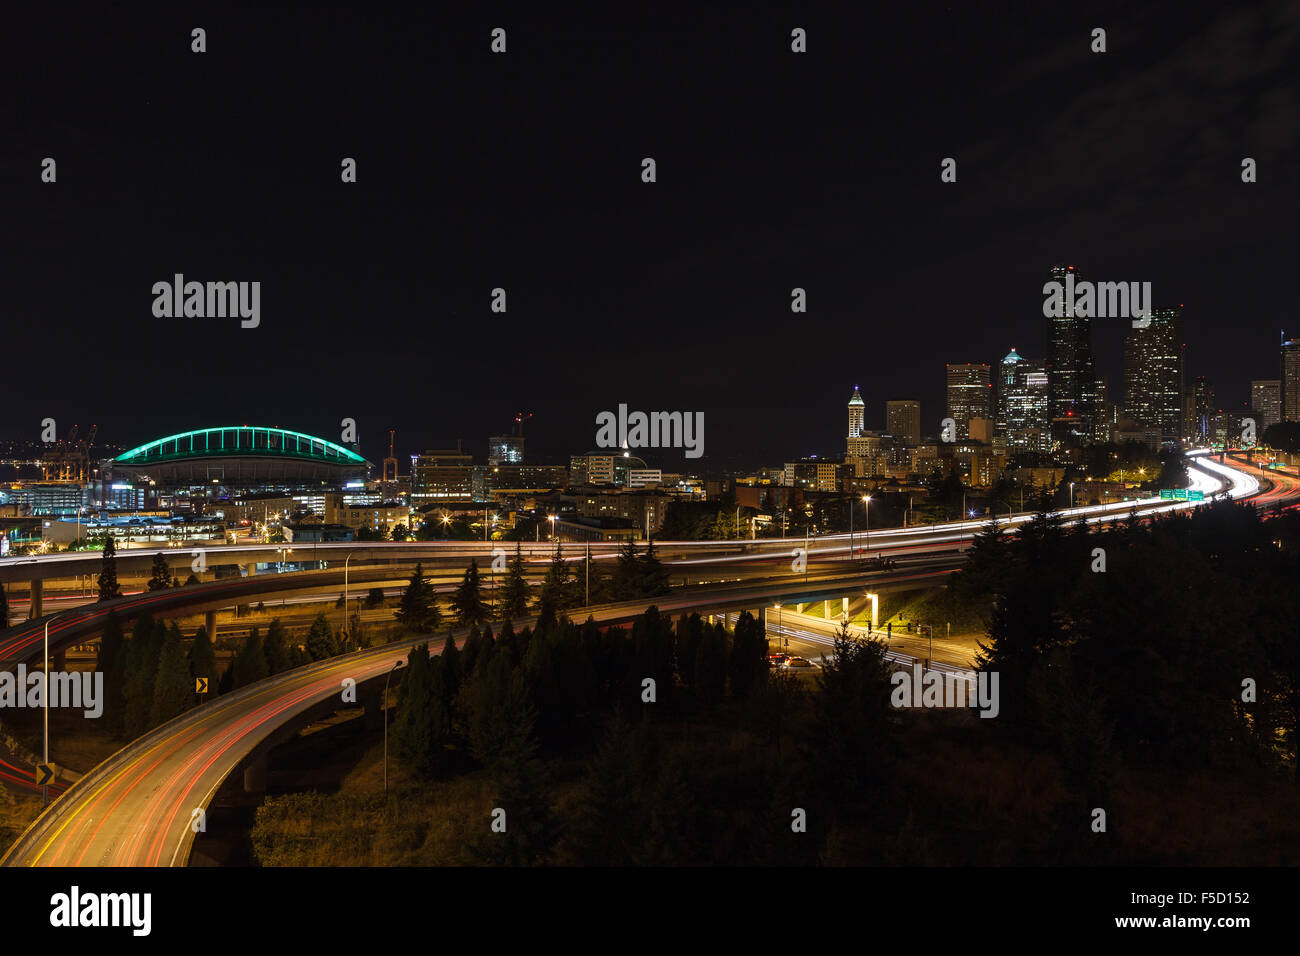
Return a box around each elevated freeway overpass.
[0,448,1256,615]
[1,559,964,868]
[0,451,1267,666]
[1,452,1287,868]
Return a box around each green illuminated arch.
[114,426,367,466]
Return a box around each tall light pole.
[848,495,854,560]
[342,550,356,647]
[549,514,558,542]
[803,526,810,581]
[42,621,49,809]
[862,495,872,556]
[383,659,403,792]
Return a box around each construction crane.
[382,428,400,483]
[514,411,533,437]
[77,425,98,482]
[42,423,97,482]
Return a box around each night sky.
[4,3,1296,469]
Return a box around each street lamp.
[862,495,872,556]
[342,550,356,647]
[383,659,403,792]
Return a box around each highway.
[1,452,1287,867]
[0,448,1257,590]
[2,561,962,867]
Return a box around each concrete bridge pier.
[360,689,387,730]
[244,562,258,578]
[243,752,269,793]
[28,580,43,619]
[205,610,216,639]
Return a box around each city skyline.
[3,1,1300,915]
[4,5,1296,465]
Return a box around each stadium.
[105,425,371,488]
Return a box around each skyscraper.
[1282,337,1300,423]
[1045,263,1098,444]
[847,386,866,439]
[1123,306,1183,441]
[946,363,992,440]
[997,349,1050,453]
[488,434,525,465]
[886,400,921,446]
[1188,376,1214,444]
[1251,380,1281,433]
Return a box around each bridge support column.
[842,596,849,621]
[795,603,805,614]
[244,562,257,578]
[824,599,830,619]
[360,690,386,730]
[243,752,269,793]
[205,610,216,639]
[29,580,43,619]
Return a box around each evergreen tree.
[262,619,291,674]
[630,606,676,710]
[572,710,644,865]
[150,623,193,726]
[959,518,1012,603]
[146,552,173,591]
[460,627,484,677]
[304,612,340,660]
[538,543,574,612]
[232,628,269,687]
[611,539,643,600]
[188,625,217,691]
[96,615,127,737]
[694,622,729,706]
[394,562,441,632]
[122,616,164,738]
[441,632,462,697]
[637,539,671,597]
[499,541,531,620]
[451,558,490,628]
[460,652,524,765]
[728,610,768,700]
[808,624,896,799]
[473,699,557,865]
[97,536,122,602]
[675,613,704,691]
[392,644,453,776]
[392,643,433,769]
